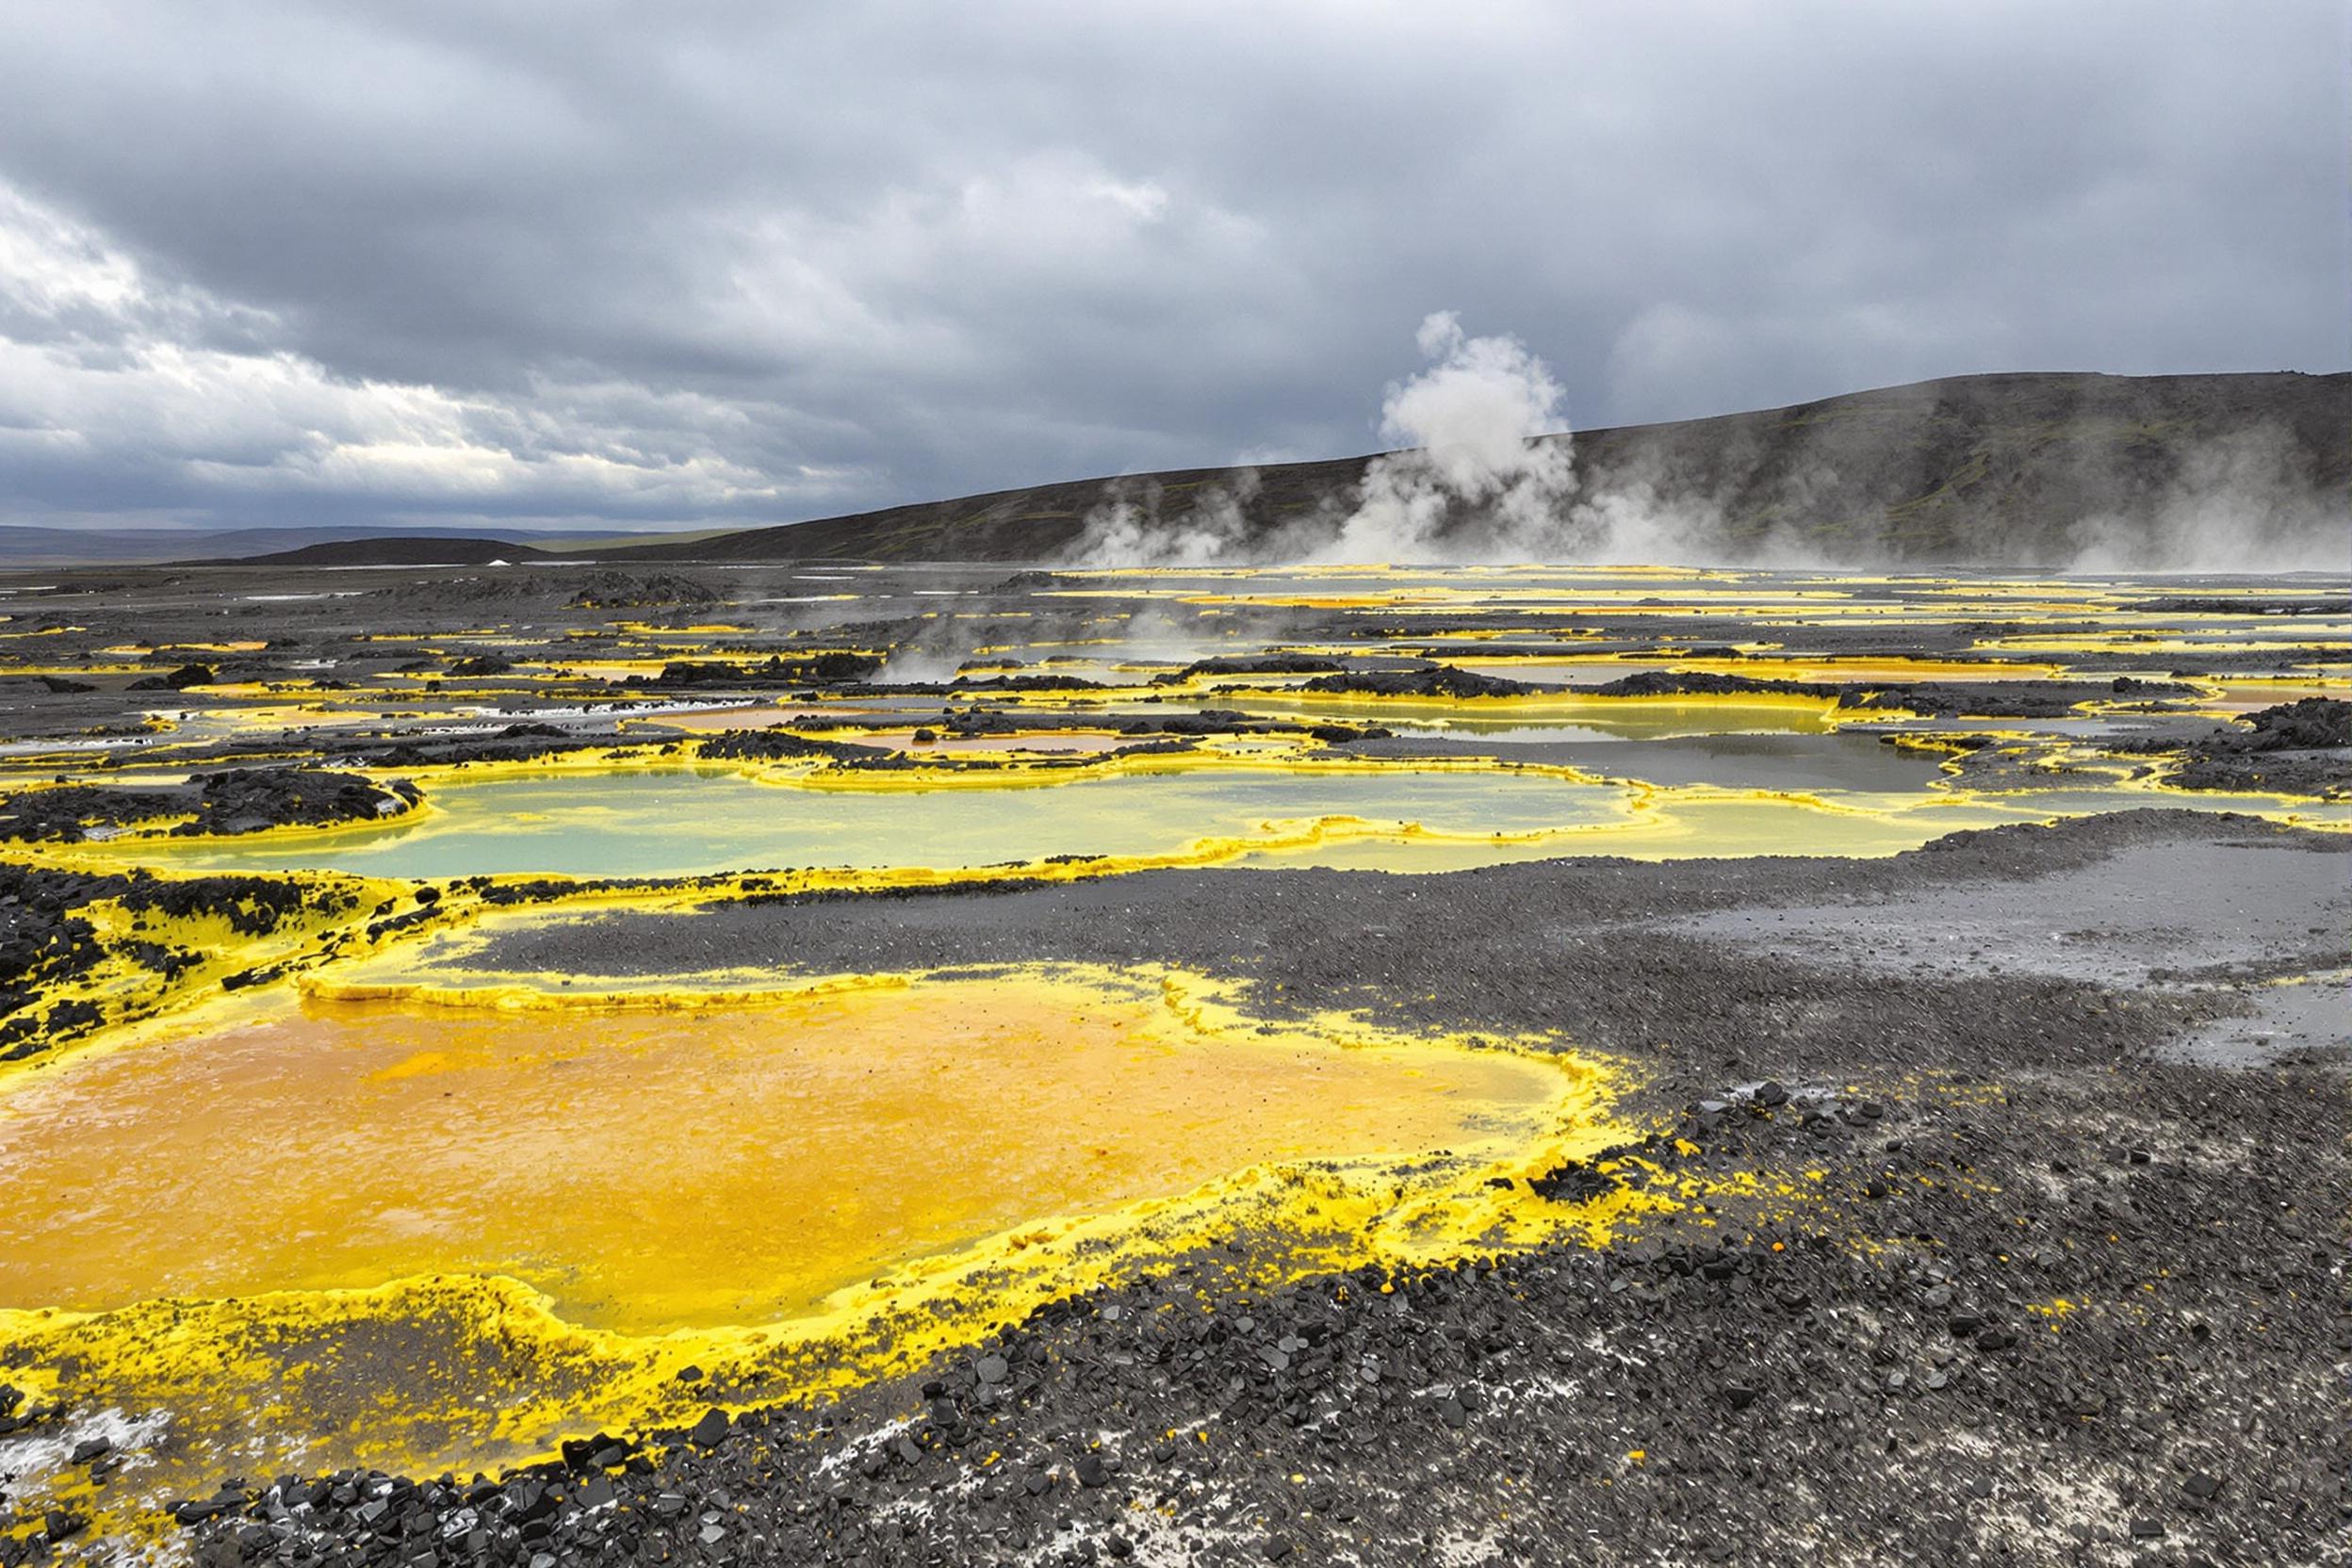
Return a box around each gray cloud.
[0,0,2342,531]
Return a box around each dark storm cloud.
[0,0,2341,531]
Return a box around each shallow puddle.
[74,764,1640,878]
[835,727,1134,755]
[1227,791,2040,869]
[1222,691,1846,740]
[1447,655,2061,686]
[618,702,897,732]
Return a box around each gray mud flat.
[1669,837,2350,987]
[165,811,2352,1568]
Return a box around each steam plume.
[1314,313,1576,563]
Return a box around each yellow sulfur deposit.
[0,970,1566,1331]
[0,966,1642,1511]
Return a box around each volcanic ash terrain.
[0,562,2344,1565]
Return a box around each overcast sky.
[0,1,2343,533]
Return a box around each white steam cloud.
[1314,312,1576,563]
[1070,311,1725,567]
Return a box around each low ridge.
[193,370,2346,569]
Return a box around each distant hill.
[1557,369,2348,565]
[99,369,2352,570]
[219,535,553,567]
[600,453,1376,565]
[600,370,2351,568]
[0,524,523,567]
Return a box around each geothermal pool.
[0,969,1614,1504]
[74,755,2348,880]
[0,972,1562,1332]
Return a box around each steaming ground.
[1024,340,2344,574]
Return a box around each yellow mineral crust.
[0,966,1655,1514]
[1444,655,2067,685]
[0,867,438,1089]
